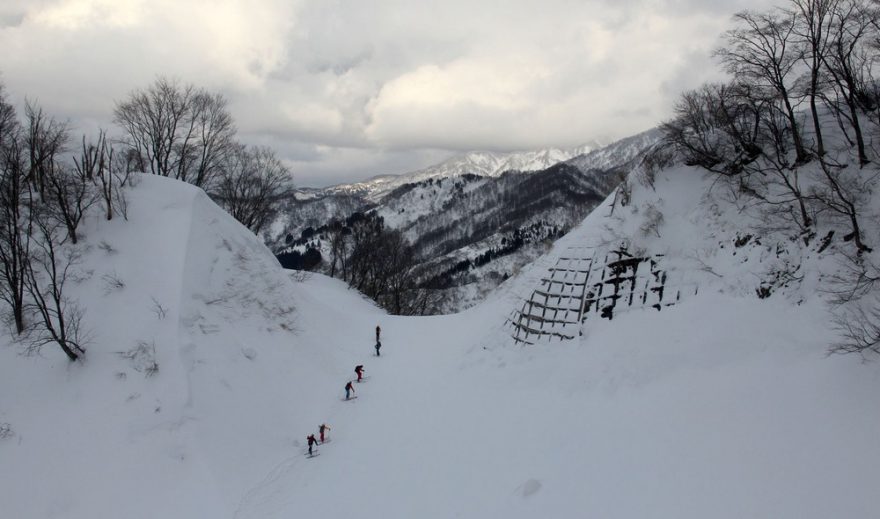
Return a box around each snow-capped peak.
[326,142,603,201]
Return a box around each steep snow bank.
[0,176,380,518]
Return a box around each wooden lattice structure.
[506,246,695,345]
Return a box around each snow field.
[1,169,879,519]
[240,281,880,519]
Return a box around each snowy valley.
[4,0,880,516]
[271,131,660,313]
[2,156,879,518]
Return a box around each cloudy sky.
[0,0,773,187]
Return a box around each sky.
[0,0,774,187]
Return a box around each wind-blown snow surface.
[2,173,879,518]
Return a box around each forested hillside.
[273,131,660,313]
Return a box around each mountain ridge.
[320,141,604,202]
[272,130,663,313]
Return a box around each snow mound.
[0,175,380,518]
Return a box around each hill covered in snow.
[0,175,383,517]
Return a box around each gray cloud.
[0,0,778,186]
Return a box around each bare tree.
[791,0,840,157]
[0,85,29,334]
[380,231,435,316]
[829,254,880,356]
[326,219,350,279]
[717,9,810,163]
[72,130,131,222]
[750,160,816,232]
[187,91,235,188]
[661,82,764,174]
[344,224,432,315]
[831,302,880,355]
[24,101,69,197]
[808,157,873,252]
[23,207,87,361]
[113,77,193,178]
[210,145,295,235]
[345,214,385,290]
[821,0,876,164]
[113,77,235,188]
[661,85,729,171]
[75,131,113,220]
[44,162,97,245]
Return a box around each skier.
[355,364,365,382]
[319,423,331,443]
[307,434,318,456]
[376,325,381,342]
[345,381,355,400]
[375,340,382,357]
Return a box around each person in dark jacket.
[345,381,355,400]
[376,325,381,342]
[355,365,365,382]
[307,434,318,456]
[375,340,381,356]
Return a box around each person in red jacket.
[307,434,318,456]
[355,364,365,382]
[345,381,355,400]
[319,423,331,443]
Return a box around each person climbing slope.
[376,324,381,342]
[307,434,318,457]
[319,423,331,443]
[355,364,365,382]
[345,381,355,400]
[375,340,381,357]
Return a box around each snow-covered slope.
[3,162,878,518]
[242,164,880,518]
[564,128,661,172]
[325,142,601,202]
[0,176,383,518]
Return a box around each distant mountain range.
[317,142,603,202]
[271,129,662,313]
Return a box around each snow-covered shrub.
[101,272,126,294]
[639,204,664,238]
[119,340,159,377]
[832,300,880,355]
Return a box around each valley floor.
[235,275,880,519]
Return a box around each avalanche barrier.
[506,246,697,345]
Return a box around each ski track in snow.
[233,319,458,518]
[233,454,302,519]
